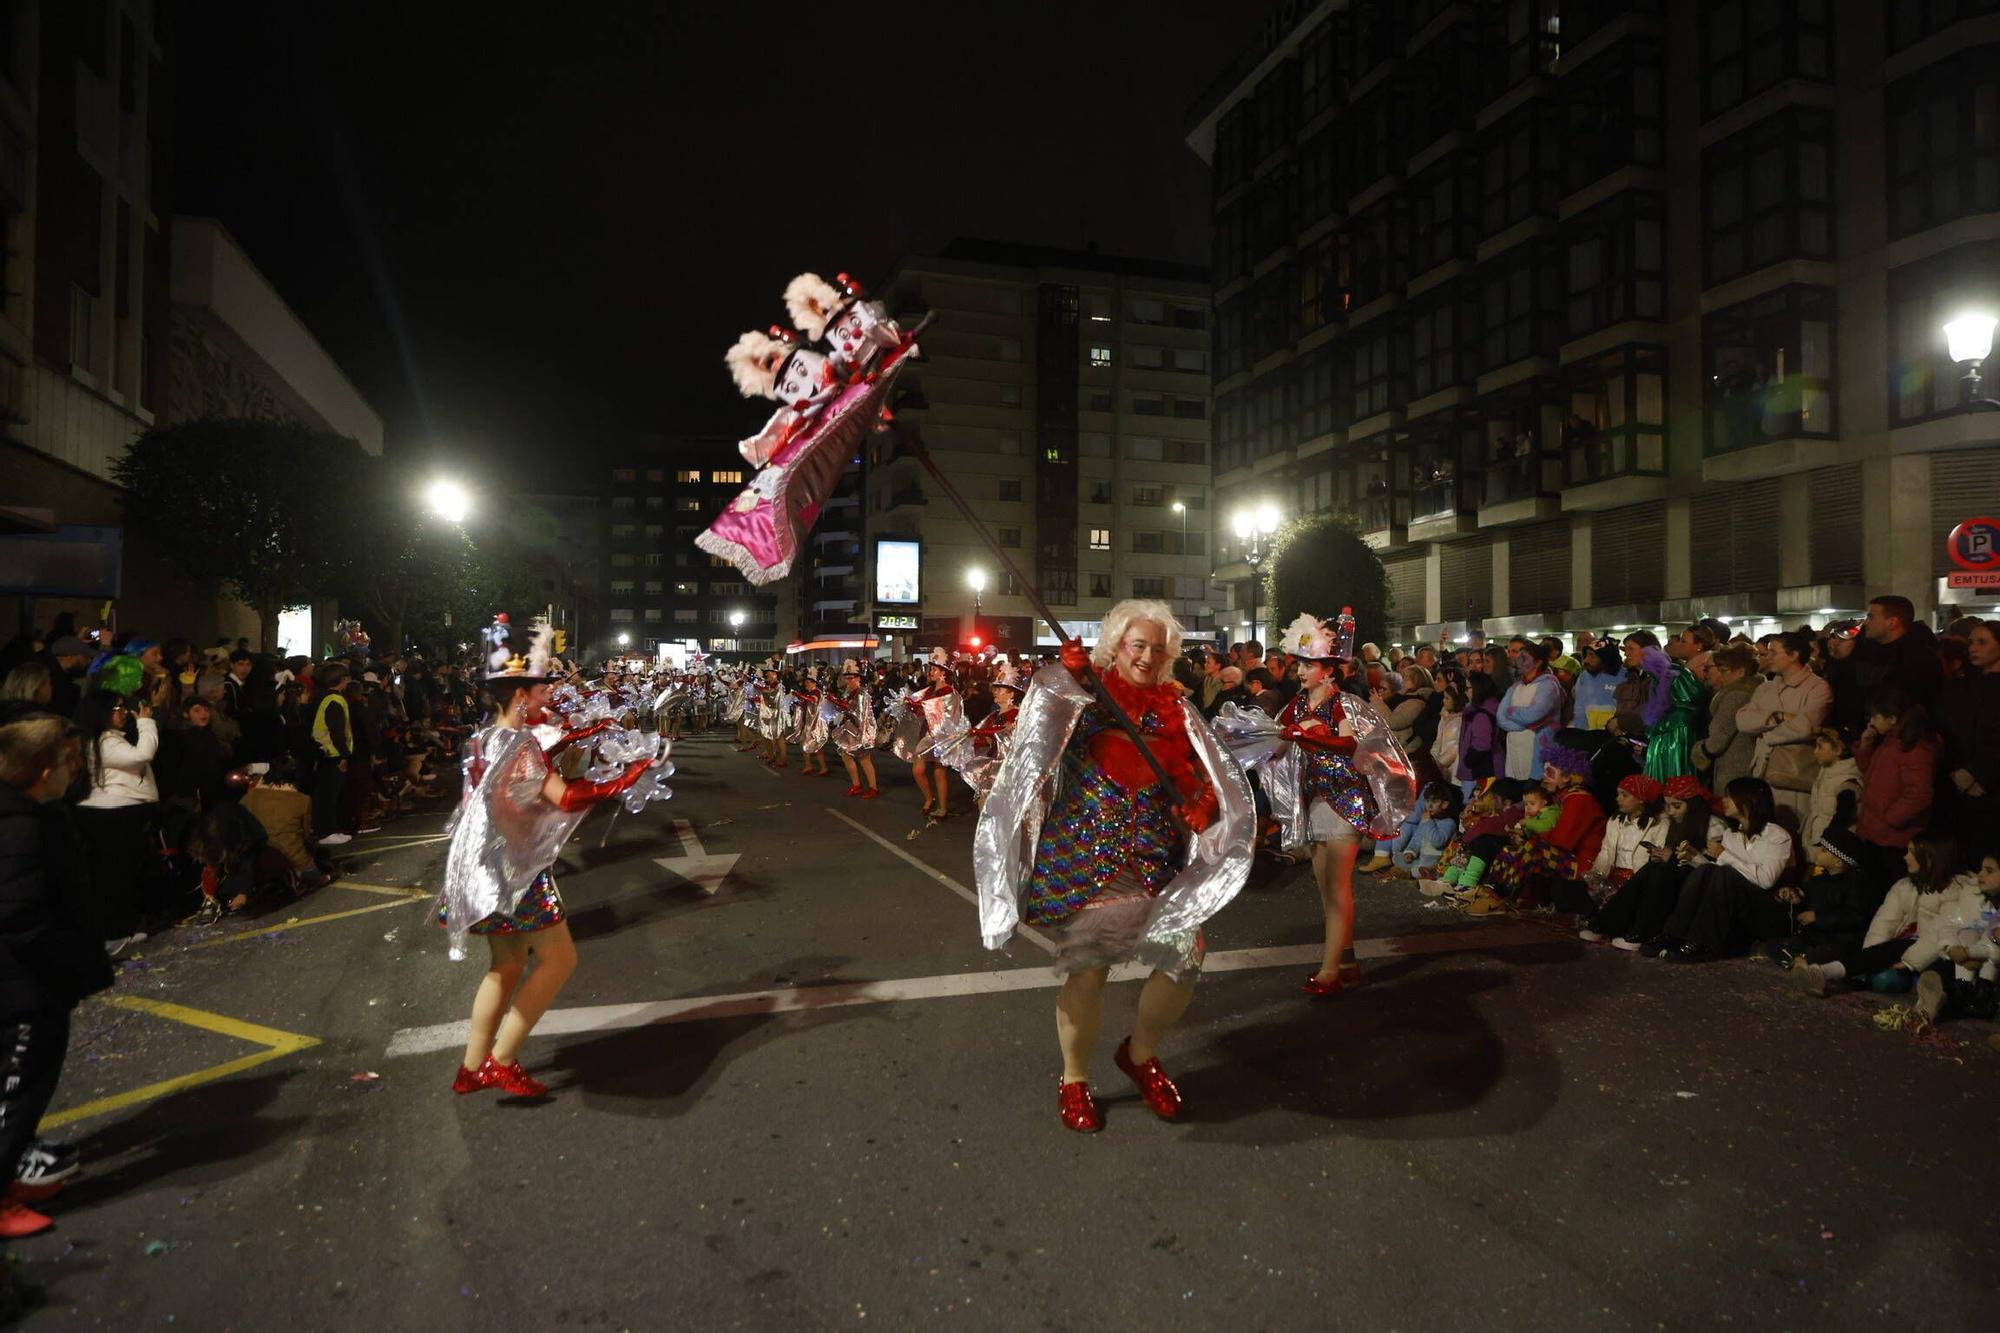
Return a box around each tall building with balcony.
[868,240,1214,656]
[598,439,781,663]
[794,453,866,646]
[1188,0,2000,644]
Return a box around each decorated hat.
[725,328,798,401]
[839,659,862,679]
[1280,610,1350,663]
[927,647,950,668]
[783,272,851,343]
[484,614,555,682]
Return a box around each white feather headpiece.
[725,330,786,399]
[783,272,844,342]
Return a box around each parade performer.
[974,600,1255,1132]
[830,660,881,798]
[896,652,964,821]
[734,671,759,752]
[1249,610,1417,996]
[963,664,1022,805]
[437,622,662,1097]
[794,668,832,777]
[757,667,788,768]
[783,271,903,379]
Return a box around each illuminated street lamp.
[1944,311,1999,400]
[966,567,986,615]
[424,478,470,524]
[1171,500,1190,628]
[616,632,631,648]
[1231,503,1281,643]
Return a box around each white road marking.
[822,807,1059,955]
[382,923,1550,1058]
[654,818,740,896]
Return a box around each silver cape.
[436,726,587,962]
[831,688,877,753]
[1211,695,1419,849]
[797,693,831,753]
[973,665,1256,954]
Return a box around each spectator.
[1904,847,1999,1025]
[74,689,161,951]
[237,761,326,893]
[1587,775,1722,949]
[1570,641,1625,731]
[1243,668,1284,716]
[1820,619,1865,735]
[1938,619,2000,832]
[1802,727,1862,850]
[161,694,234,815]
[1791,832,1969,998]
[1692,643,1759,791]
[1374,662,1437,754]
[1195,650,1225,715]
[1850,595,1942,712]
[1430,678,1464,782]
[1734,629,1831,825]
[1471,745,1606,913]
[1455,670,1501,797]
[1380,782,1459,878]
[0,704,115,1241]
[1422,777,1528,896]
[1853,687,1937,881]
[310,663,355,844]
[1764,823,1887,972]
[1210,666,1251,716]
[1495,641,1562,780]
[1650,776,1794,963]
[0,663,52,708]
[1575,774,1671,929]
[222,650,254,718]
[38,635,92,720]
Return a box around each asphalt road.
[11,727,1998,1330]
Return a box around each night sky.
[172,3,1266,485]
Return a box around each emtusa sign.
[1945,516,2000,589]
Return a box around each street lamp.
[1944,311,1999,400]
[616,632,631,648]
[1171,500,1188,628]
[424,478,470,524]
[1231,502,1281,644]
[966,566,986,614]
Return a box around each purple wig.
[1543,742,1594,781]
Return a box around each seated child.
[1574,774,1670,926]
[1471,745,1606,914]
[1423,778,1530,896]
[1789,831,1962,997]
[1588,775,1721,949]
[1762,824,1885,967]
[1385,783,1460,878]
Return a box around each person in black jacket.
[1850,596,1943,713]
[1763,824,1887,968]
[0,703,116,1241]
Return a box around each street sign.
[1946,570,2000,589]
[1946,516,2000,571]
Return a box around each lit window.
[1089,528,1111,551]
[610,608,635,621]
[712,469,745,484]
[674,609,698,623]
[643,609,663,622]
[674,581,699,596]
[1088,346,1113,368]
[676,498,703,511]
[675,469,703,483]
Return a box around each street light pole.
[1171,500,1188,629]
[1230,502,1281,646]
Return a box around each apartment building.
[1187,0,2000,645]
[868,239,1215,655]
[599,439,782,662]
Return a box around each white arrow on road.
[654,818,739,896]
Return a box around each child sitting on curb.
[1421,778,1531,899]
[1467,745,1605,915]
[1764,823,1885,968]
[1384,783,1460,878]
[1574,774,1670,923]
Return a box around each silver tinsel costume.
[435,725,587,962]
[1210,695,1418,851]
[973,666,1255,974]
[831,688,877,753]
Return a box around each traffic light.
[554,628,569,654]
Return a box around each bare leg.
[1056,967,1109,1083]
[1127,971,1194,1064]
[913,758,934,811]
[839,751,860,786]
[1310,838,1360,982]
[463,934,528,1069]
[859,753,877,790]
[930,766,951,814]
[491,922,579,1065]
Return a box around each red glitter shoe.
[844,784,864,796]
[1057,1078,1103,1133]
[859,788,880,800]
[1113,1039,1183,1120]
[451,1062,496,1094]
[480,1056,548,1097]
[1302,965,1360,998]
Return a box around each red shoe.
[8,1178,64,1205]
[0,1198,53,1239]
[1057,1078,1103,1133]
[859,788,880,800]
[775,760,788,769]
[845,784,864,796]
[483,1057,548,1097]
[1113,1039,1183,1120]
[1302,966,1360,998]
[452,1062,495,1094]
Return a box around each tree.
[1263,510,1392,648]
[112,419,369,650]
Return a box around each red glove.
[1176,783,1219,834]
[544,717,615,758]
[1283,726,1356,755]
[1059,639,1092,680]
[556,758,653,812]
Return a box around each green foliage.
[112,419,370,646]
[1263,510,1391,647]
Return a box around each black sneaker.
[14,1141,78,1187]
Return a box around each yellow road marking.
[331,880,431,898]
[39,997,320,1132]
[189,895,429,949]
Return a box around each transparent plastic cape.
[973,665,1256,952]
[1212,696,1418,847]
[437,726,587,962]
[797,695,830,752]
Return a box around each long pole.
[906,436,1186,803]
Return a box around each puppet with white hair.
[725,324,839,468]
[783,271,902,380]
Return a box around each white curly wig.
[1089,598,1184,682]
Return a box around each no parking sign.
[1946,516,2000,589]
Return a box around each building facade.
[1188,0,2000,646]
[868,240,1215,656]
[599,439,782,663]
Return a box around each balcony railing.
[1563,431,1664,485]
[1482,451,1562,505]
[1410,476,1470,524]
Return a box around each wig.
[1089,599,1184,683]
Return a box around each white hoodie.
[79,716,160,808]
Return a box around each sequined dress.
[432,725,587,960]
[1278,690,1376,837]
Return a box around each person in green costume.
[1644,656,1702,781]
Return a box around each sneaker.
[1460,888,1507,916]
[0,1199,52,1239]
[14,1142,78,1187]
[1916,969,1946,1022]
[319,832,353,846]
[180,898,225,928]
[1357,855,1392,874]
[1577,928,1605,942]
[1789,962,1831,998]
[104,935,137,958]
[1610,936,1644,953]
